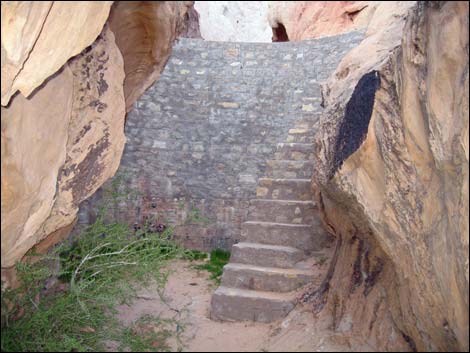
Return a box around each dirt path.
[112,260,373,352]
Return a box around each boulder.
[310,2,469,351]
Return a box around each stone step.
[248,199,316,224]
[231,242,306,268]
[285,128,315,143]
[221,263,316,292]
[295,114,322,122]
[256,178,312,201]
[293,120,320,130]
[274,143,314,161]
[211,286,296,323]
[241,221,316,250]
[265,160,314,179]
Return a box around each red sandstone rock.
[1,1,113,106]
[1,25,126,271]
[1,1,195,284]
[108,1,194,111]
[268,1,376,41]
[311,2,469,351]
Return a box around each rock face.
[1,3,468,351]
[310,2,469,351]
[268,1,401,41]
[1,61,74,271]
[1,1,113,106]
[30,26,127,262]
[1,1,196,285]
[180,4,202,39]
[108,1,194,111]
[195,1,272,42]
[1,25,126,270]
[193,1,411,43]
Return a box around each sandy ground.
[111,259,374,352]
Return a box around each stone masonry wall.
[77,32,364,251]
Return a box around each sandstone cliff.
[191,1,381,43]
[0,1,113,106]
[1,1,194,285]
[1,2,468,351]
[309,2,469,351]
[268,1,376,41]
[108,1,194,111]
[1,25,125,274]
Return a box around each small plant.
[194,249,230,284]
[0,171,217,352]
[1,213,190,352]
[185,206,210,225]
[183,249,208,261]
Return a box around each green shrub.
[1,172,214,352]
[182,249,208,261]
[1,217,187,352]
[194,249,230,284]
[185,206,210,225]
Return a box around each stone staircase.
[211,117,330,323]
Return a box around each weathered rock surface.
[267,1,416,41]
[30,26,126,261]
[180,3,202,39]
[108,1,194,111]
[1,62,73,270]
[1,25,125,270]
[310,2,469,351]
[193,1,415,43]
[1,2,195,285]
[1,1,113,106]
[195,1,272,42]
[267,1,373,41]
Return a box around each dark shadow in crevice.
[272,23,289,42]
